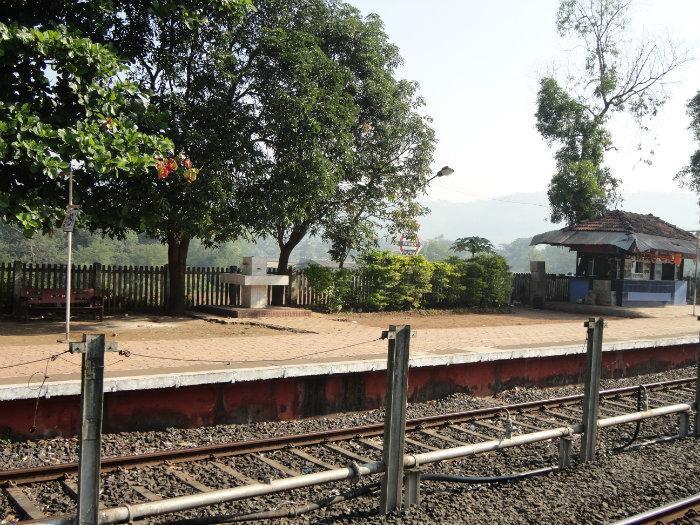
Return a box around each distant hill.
[419,191,699,246]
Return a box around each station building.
[531,210,697,307]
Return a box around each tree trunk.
[272,245,293,306]
[167,236,190,316]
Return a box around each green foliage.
[0,22,171,236]
[356,250,433,311]
[428,260,464,307]
[450,236,494,257]
[537,0,684,225]
[238,1,435,270]
[536,77,619,225]
[547,160,617,226]
[676,92,700,194]
[470,253,512,307]
[303,264,353,312]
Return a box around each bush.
[357,250,433,311]
[303,251,512,312]
[470,253,512,307]
[303,264,353,312]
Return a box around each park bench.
[18,288,104,322]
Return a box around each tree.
[675,92,700,195]
[4,1,258,314]
[450,236,494,257]
[0,22,170,236]
[536,0,686,225]
[238,1,435,303]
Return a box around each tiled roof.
[564,210,695,241]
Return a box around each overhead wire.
[433,184,549,208]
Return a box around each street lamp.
[427,165,455,183]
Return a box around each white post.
[693,231,699,317]
[65,170,73,342]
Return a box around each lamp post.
[426,165,455,183]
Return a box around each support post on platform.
[580,317,604,462]
[69,334,118,525]
[379,324,411,515]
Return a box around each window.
[634,261,644,274]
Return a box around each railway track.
[2,376,696,524]
[613,492,700,524]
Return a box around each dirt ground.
[0,315,278,346]
[331,307,590,329]
[0,308,592,347]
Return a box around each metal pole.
[694,231,699,316]
[580,317,604,462]
[695,348,700,438]
[379,324,411,514]
[76,334,107,525]
[65,170,73,342]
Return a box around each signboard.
[399,234,421,255]
[62,208,80,232]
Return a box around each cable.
[433,184,549,208]
[613,385,643,451]
[116,337,383,365]
[421,466,557,484]
[0,350,71,371]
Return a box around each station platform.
[0,307,697,437]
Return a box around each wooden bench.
[18,288,104,321]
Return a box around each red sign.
[399,235,421,255]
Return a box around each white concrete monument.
[221,257,289,308]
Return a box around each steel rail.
[612,491,700,525]
[1,376,694,486]
[31,400,696,525]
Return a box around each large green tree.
[3,0,256,314]
[0,22,170,236]
[536,0,685,225]
[675,92,700,195]
[238,1,435,303]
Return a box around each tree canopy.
[675,92,700,196]
[3,0,434,311]
[0,22,170,236]
[536,0,685,225]
[237,0,435,297]
[450,236,494,257]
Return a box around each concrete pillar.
[530,261,546,308]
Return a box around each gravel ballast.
[1,366,698,524]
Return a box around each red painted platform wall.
[1,343,696,438]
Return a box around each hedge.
[304,250,512,312]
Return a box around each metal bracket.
[69,341,119,354]
[381,330,417,340]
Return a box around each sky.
[348,0,700,205]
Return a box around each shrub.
[470,253,512,307]
[304,251,512,312]
[357,250,433,311]
[303,264,353,312]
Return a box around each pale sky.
[349,0,700,204]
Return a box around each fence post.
[69,334,118,525]
[163,264,170,311]
[580,317,604,462]
[91,263,102,296]
[12,260,23,314]
[379,324,411,514]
